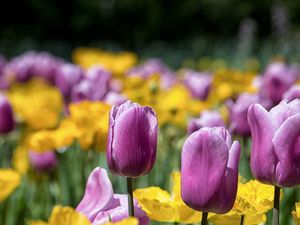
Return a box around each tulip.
[0,55,6,75]
[28,150,57,172]
[183,70,212,100]
[76,167,149,225]
[181,127,240,225]
[187,110,225,134]
[262,62,296,104]
[107,101,158,216]
[0,95,14,134]
[71,66,111,102]
[283,85,300,102]
[55,63,84,101]
[104,92,127,106]
[247,99,300,225]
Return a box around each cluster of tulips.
[1,48,300,225]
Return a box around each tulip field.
[1,48,300,225]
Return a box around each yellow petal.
[0,169,21,202]
[48,206,91,225]
[12,145,29,174]
[209,213,266,225]
[28,220,48,225]
[293,202,300,225]
[102,217,138,225]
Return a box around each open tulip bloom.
[247,99,300,225]
[107,101,158,217]
[181,127,241,225]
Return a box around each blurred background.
[1,0,300,66]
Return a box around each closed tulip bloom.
[29,150,57,172]
[248,99,300,187]
[181,127,241,214]
[183,70,212,100]
[107,101,157,178]
[0,95,14,134]
[283,85,300,102]
[262,62,296,104]
[55,64,84,100]
[187,110,225,134]
[227,93,261,135]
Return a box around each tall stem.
[273,185,280,225]
[240,215,245,225]
[127,177,134,216]
[201,212,208,225]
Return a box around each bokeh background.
[1,0,300,66]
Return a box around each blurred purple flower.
[0,94,14,134]
[29,150,57,172]
[104,92,127,106]
[262,62,296,104]
[181,127,240,213]
[248,99,300,187]
[183,70,212,100]
[76,167,149,225]
[187,110,225,134]
[283,85,300,102]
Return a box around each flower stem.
[201,212,208,225]
[240,215,245,225]
[127,177,134,216]
[273,185,280,225]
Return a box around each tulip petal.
[76,167,114,221]
[273,114,300,187]
[181,129,229,212]
[247,104,277,184]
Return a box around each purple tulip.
[283,85,300,102]
[227,93,262,136]
[107,101,158,178]
[183,70,212,100]
[29,150,57,172]
[71,66,111,102]
[262,62,296,104]
[0,55,6,75]
[76,167,149,225]
[181,127,240,213]
[187,110,225,134]
[55,63,84,100]
[104,92,127,106]
[248,99,300,187]
[0,95,14,134]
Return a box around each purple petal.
[76,167,114,221]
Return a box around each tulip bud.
[248,99,300,187]
[0,95,14,134]
[55,64,83,100]
[29,150,57,172]
[187,110,225,134]
[181,127,240,214]
[262,62,296,104]
[183,70,212,100]
[107,101,158,178]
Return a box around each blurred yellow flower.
[0,169,21,202]
[72,48,137,76]
[134,171,201,223]
[209,179,274,225]
[208,69,257,103]
[12,144,29,174]
[28,101,111,152]
[8,79,63,130]
[293,202,300,225]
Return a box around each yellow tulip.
[134,171,201,223]
[0,169,21,202]
[102,217,138,225]
[12,145,29,174]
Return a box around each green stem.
[240,215,245,225]
[201,212,208,225]
[273,185,280,225]
[127,177,134,216]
